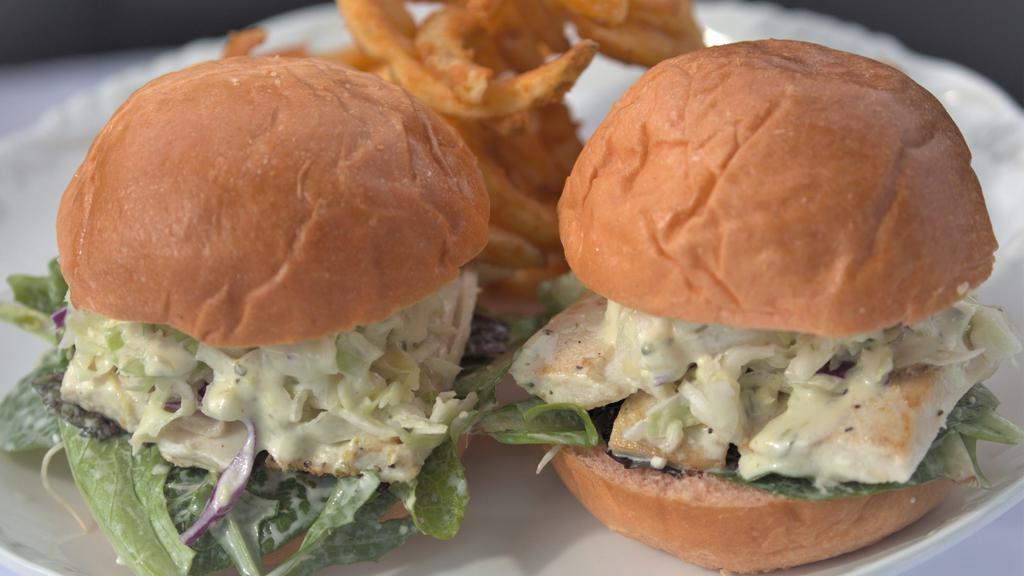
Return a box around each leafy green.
[1,258,66,341]
[0,302,55,342]
[269,479,414,576]
[712,469,927,501]
[453,353,514,408]
[714,383,1023,499]
[0,349,66,452]
[477,397,600,447]
[165,468,229,575]
[391,438,468,540]
[301,474,381,548]
[60,421,194,576]
[165,468,215,530]
[932,384,1021,488]
[247,466,338,553]
[945,384,1024,444]
[55,413,428,576]
[960,435,988,486]
[0,260,72,451]
[169,470,391,576]
[6,258,67,315]
[956,410,1024,444]
[7,276,53,314]
[277,491,415,576]
[47,259,69,311]
[240,452,459,576]
[165,465,338,575]
[210,493,279,576]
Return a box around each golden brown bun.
[57,56,488,347]
[560,40,996,337]
[553,446,953,573]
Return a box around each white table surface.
[0,51,1021,576]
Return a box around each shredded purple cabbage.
[818,360,856,379]
[51,307,67,329]
[165,380,208,412]
[180,420,258,546]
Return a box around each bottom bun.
[552,446,953,573]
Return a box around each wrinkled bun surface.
[561,40,996,336]
[553,446,953,573]
[58,56,488,347]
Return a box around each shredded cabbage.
[594,296,1021,484]
[60,273,479,482]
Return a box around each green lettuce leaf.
[453,353,514,409]
[165,468,229,575]
[391,437,468,540]
[209,492,279,576]
[945,385,1024,445]
[476,397,600,447]
[301,474,381,548]
[60,421,195,576]
[268,477,414,576]
[1,258,66,341]
[0,349,66,452]
[247,466,338,553]
[165,465,338,575]
[272,491,415,576]
[0,302,55,342]
[7,258,67,315]
[939,384,1022,487]
[956,410,1024,444]
[711,469,929,501]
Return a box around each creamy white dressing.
[738,343,894,483]
[60,272,479,483]
[738,300,1019,485]
[512,294,1021,486]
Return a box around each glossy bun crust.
[560,40,996,336]
[553,446,953,573]
[57,56,488,347]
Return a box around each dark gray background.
[0,0,1020,102]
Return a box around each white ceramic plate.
[0,2,1022,575]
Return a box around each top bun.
[560,40,996,336]
[57,56,488,347]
